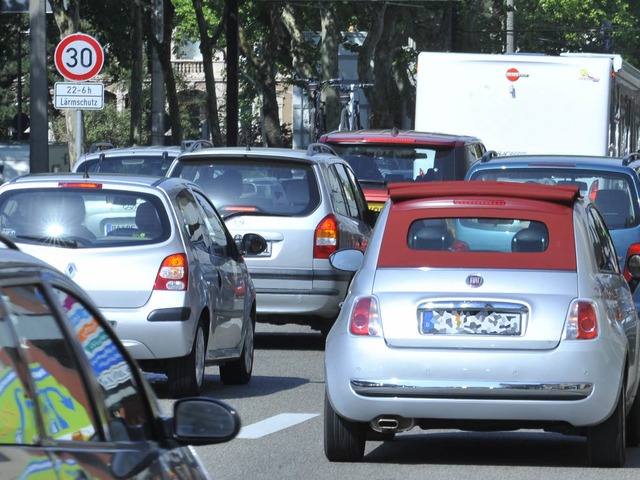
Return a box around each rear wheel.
[219,318,254,385]
[626,389,640,447]
[324,393,366,462]
[167,320,206,397]
[588,383,626,467]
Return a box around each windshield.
[0,188,170,248]
[471,168,638,230]
[171,159,320,217]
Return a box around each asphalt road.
[153,323,640,480]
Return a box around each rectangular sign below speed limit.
[54,82,104,110]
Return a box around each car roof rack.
[622,152,640,166]
[181,139,214,152]
[307,143,339,157]
[480,150,499,163]
[88,142,114,154]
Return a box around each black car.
[0,237,240,479]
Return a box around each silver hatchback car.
[166,145,374,336]
[325,180,640,467]
[0,173,266,397]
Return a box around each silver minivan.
[166,145,374,336]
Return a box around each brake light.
[314,214,338,259]
[564,300,598,340]
[58,182,103,189]
[154,254,188,291]
[349,297,382,336]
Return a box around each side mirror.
[237,233,267,256]
[623,244,640,292]
[329,248,364,273]
[173,397,241,445]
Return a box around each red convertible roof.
[380,181,579,271]
[388,181,581,206]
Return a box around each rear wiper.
[15,235,81,248]
[222,211,289,221]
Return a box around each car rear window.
[325,144,462,183]
[470,168,638,230]
[0,188,170,248]
[170,159,320,217]
[379,202,576,270]
[76,155,176,176]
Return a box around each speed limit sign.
[54,33,104,81]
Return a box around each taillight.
[154,254,188,291]
[564,300,598,340]
[349,297,382,337]
[314,214,338,259]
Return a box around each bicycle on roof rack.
[337,83,374,131]
[299,77,342,143]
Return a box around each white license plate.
[420,310,521,335]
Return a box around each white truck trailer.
[414,51,640,156]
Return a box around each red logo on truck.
[505,68,528,82]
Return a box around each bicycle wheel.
[348,109,359,130]
[316,108,327,140]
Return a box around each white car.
[325,180,640,467]
[0,173,266,397]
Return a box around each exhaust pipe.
[370,416,415,433]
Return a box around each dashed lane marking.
[238,413,319,439]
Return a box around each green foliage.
[83,103,131,147]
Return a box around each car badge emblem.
[466,274,483,288]
[65,263,78,278]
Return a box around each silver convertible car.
[325,180,640,467]
[0,173,266,398]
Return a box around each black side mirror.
[236,233,267,256]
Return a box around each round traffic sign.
[54,33,104,81]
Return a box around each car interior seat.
[511,223,549,252]
[135,202,162,237]
[284,179,310,208]
[594,189,633,229]
[409,219,451,250]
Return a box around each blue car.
[466,152,640,273]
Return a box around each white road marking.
[238,413,319,439]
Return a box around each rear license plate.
[420,310,521,335]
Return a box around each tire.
[167,320,206,398]
[219,317,254,385]
[324,393,366,462]
[588,383,626,467]
[626,389,640,447]
[309,107,318,143]
[339,109,349,132]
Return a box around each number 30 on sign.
[54,33,104,82]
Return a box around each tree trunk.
[238,5,284,147]
[130,1,144,145]
[319,6,342,132]
[191,0,223,146]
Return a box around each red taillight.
[154,254,188,291]
[349,297,382,336]
[314,214,338,259]
[565,300,598,340]
[57,182,102,189]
